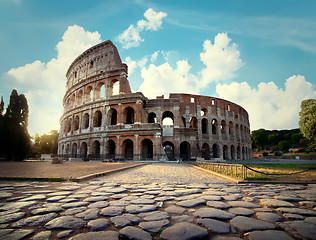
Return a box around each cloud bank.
[116,8,167,49]
[6,25,102,135]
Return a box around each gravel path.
[0,163,315,240]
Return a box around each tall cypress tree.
[1,90,31,160]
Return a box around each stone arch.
[223,145,228,160]
[201,108,207,116]
[221,120,226,135]
[77,90,83,105]
[229,121,234,135]
[110,79,120,96]
[148,112,157,123]
[93,110,102,127]
[92,140,101,158]
[82,113,89,129]
[107,108,117,125]
[86,86,93,101]
[202,143,210,160]
[237,145,241,159]
[180,141,191,161]
[190,117,198,129]
[71,143,77,157]
[96,82,105,99]
[124,107,134,124]
[242,146,245,160]
[163,141,174,160]
[71,93,75,107]
[80,142,88,158]
[123,139,134,159]
[212,143,220,158]
[106,140,116,159]
[141,139,153,159]
[202,118,208,134]
[231,145,235,160]
[162,111,174,126]
[67,118,72,133]
[212,119,218,135]
[65,144,70,155]
[74,115,80,131]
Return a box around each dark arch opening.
[83,113,89,129]
[202,118,208,134]
[223,145,228,160]
[180,141,191,161]
[212,143,219,158]
[92,140,100,158]
[141,139,153,159]
[231,145,235,160]
[71,143,77,157]
[163,141,175,160]
[202,143,210,160]
[148,112,157,123]
[93,111,102,127]
[123,139,133,159]
[124,107,134,124]
[80,142,88,159]
[106,140,116,159]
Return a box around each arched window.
[106,140,116,159]
[108,108,117,125]
[86,86,93,101]
[80,142,88,158]
[123,139,133,159]
[223,145,228,160]
[92,140,100,158]
[77,90,83,105]
[190,117,198,129]
[202,118,208,134]
[148,112,157,123]
[229,121,233,135]
[96,83,105,99]
[231,145,235,160]
[141,139,153,159]
[124,107,134,124]
[201,108,207,116]
[212,119,218,135]
[202,143,210,160]
[74,115,79,131]
[93,110,102,127]
[163,141,174,160]
[221,120,226,135]
[180,141,191,161]
[82,113,89,129]
[212,144,219,158]
[162,111,174,126]
[71,143,77,157]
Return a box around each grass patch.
[0,177,67,182]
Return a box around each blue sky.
[0,0,315,135]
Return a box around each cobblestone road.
[0,163,316,240]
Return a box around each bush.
[274,151,283,156]
[262,152,269,157]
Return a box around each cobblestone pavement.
[0,163,316,240]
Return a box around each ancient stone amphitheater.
[58,41,251,161]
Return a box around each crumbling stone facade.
[58,40,251,161]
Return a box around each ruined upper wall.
[65,40,128,91]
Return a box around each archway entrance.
[212,144,219,158]
[141,139,153,159]
[123,139,133,160]
[106,140,116,159]
[163,141,174,160]
[180,141,191,161]
[202,143,210,160]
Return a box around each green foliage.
[278,140,291,152]
[274,151,283,156]
[31,130,59,155]
[299,99,316,150]
[0,90,31,160]
[251,129,268,150]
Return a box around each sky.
[0,0,315,136]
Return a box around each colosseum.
[58,40,252,161]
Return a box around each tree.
[299,99,316,150]
[31,130,59,156]
[251,129,268,150]
[0,90,31,160]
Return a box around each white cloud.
[216,75,316,130]
[125,57,137,75]
[5,25,102,135]
[199,33,244,88]
[137,33,242,98]
[150,51,159,62]
[116,8,167,49]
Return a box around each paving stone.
[230,216,275,232]
[111,214,141,228]
[228,207,254,216]
[47,196,66,202]
[194,207,235,220]
[19,194,46,201]
[125,204,157,214]
[0,201,38,211]
[260,199,296,208]
[256,212,283,223]
[246,230,295,240]
[1,229,34,240]
[285,220,316,239]
[0,192,13,198]
[87,218,109,231]
[60,206,87,215]
[31,231,51,240]
[109,200,130,206]
[139,211,169,221]
[165,205,186,214]
[88,201,109,208]
[120,226,151,240]
[222,194,240,201]
[56,230,73,238]
[107,187,127,194]
[207,201,231,209]
[100,206,124,216]
[155,196,175,202]
[253,207,273,212]
[203,190,227,196]
[139,219,169,232]
[211,236,242,240]
[283,213,305,220]
[160,222,208,240]
[61,201,89,209]
[12,213,57,227]
[130,198,155,205]
[175,188,202,196]
[31,206,63,215]
[176,198,206,208]
[299,201,316,208]
[0,229,14,238]
[226,201,260,208]
[84,196,108,202]
[47,191,72,196]
[274,195,303,202]
[0,212,25,224]
[44,216,86,229]
[75,208,99,220]
[171,215,193,222]
[276,207,316,216]
[197,218,231,233]
[242,196,255,202]
[201,195,222,201]
[69,231,119,240]
[305,216,316,224]
[187,183,209,189]
[58,185,81,191]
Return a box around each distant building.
[58,41,251,161]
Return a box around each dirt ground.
[0,161,139,179]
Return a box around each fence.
[196,160,248,179]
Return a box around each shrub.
[274,151,283,156]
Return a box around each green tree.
[31,130,59,156]
[251,129,268,150]
[278,140,291,152]
[0,90,31,160]
[299,99,316,150]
